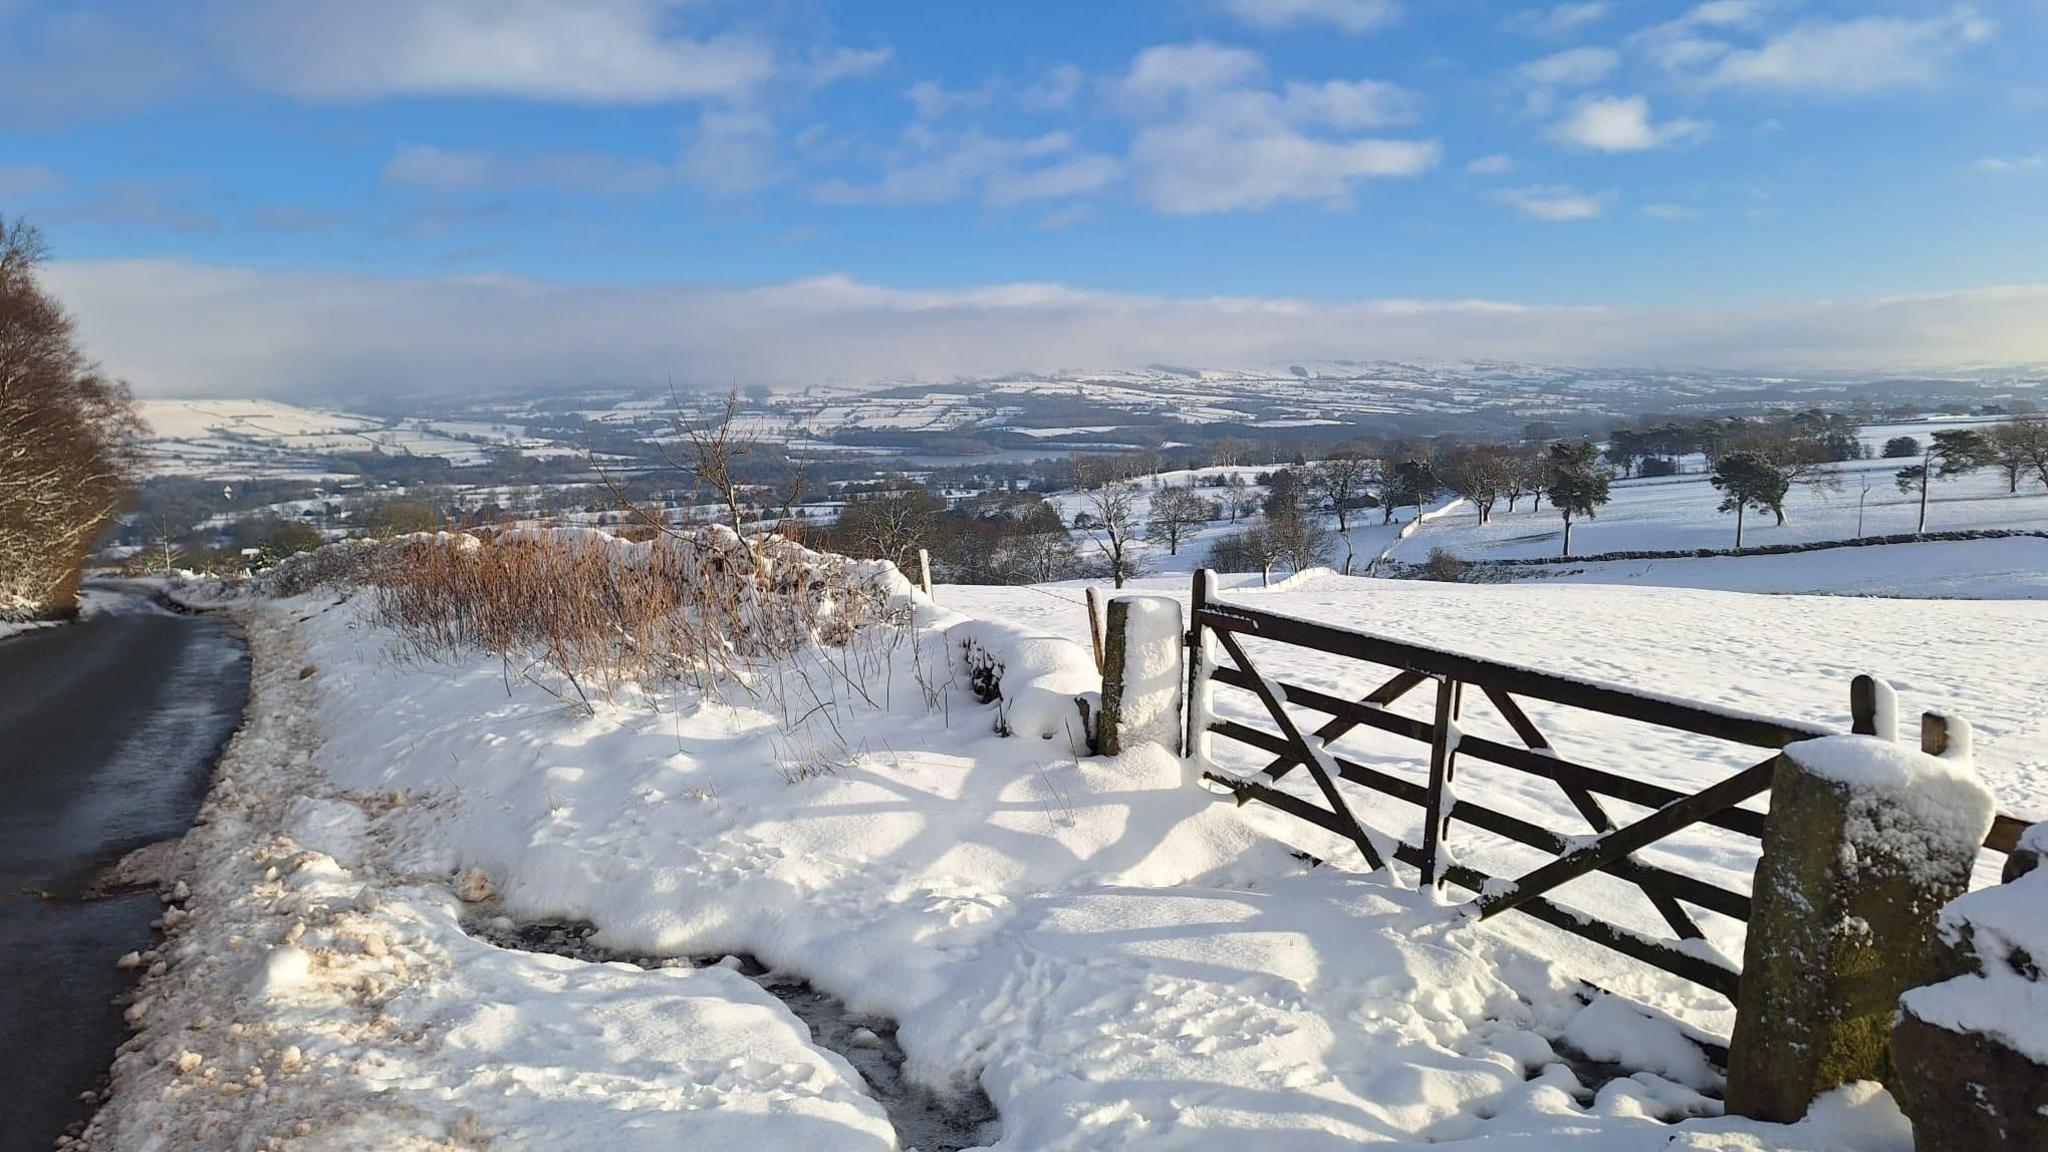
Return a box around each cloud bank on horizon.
[47,260,2048,397]
[3,0,2045,394]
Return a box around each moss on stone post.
[1097,596,1184,757]
[1726,733,1996,1122]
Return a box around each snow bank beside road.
[93,576,1953,1150]
[83,609,897,1151]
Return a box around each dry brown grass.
[353,528,909,714]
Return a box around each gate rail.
[1184,570,2030,1002]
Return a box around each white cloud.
[1504,3,1611,37]
[1975,154,2045,173]
[1549,94,1709,152]
[1120,44,1435,214]
[1121,43,1267,110]
[379,109,792,198]
[1039,204,1096,230]
[1519,47,1620,88]
[1639,6,1998,96]
[805,45,893,86]
[1214,0,1401,34]
[379,142,682,195]
[1020,64,1086,112]
[0,163,64,196]
[907,79,998,121]
[1466,153,1514,176]
[681,108,785,195]
[381,145,497,192]
[204,0,777,103]
[1281,78,1423,128]
[47,261,2048,396]
[1494,184,1612,221]
[815,128,1119,206]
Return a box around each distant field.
[1389,444,2048,565]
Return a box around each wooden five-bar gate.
[1182,570,2029,1004]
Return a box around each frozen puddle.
[473,919,1001,1152]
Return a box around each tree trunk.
[1561,513,1573,558]
[1918,476,1930,533]
[1735,503,1745,550]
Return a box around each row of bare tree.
[1,218,139,613]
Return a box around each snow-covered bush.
[260,536,401,597]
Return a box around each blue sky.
[3,1,2045,395]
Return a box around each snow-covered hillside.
[96,558,2045,1150]
[137,398,557,479]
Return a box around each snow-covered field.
[1523,537,2048,599]
[1387,417,2048,567]
[93,554,2046,1150]
[1387,462,2048,566]
[136,399,558,478]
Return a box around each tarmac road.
[0,591,247,1151]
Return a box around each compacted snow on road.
[86,561,2044,1150]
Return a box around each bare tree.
[1265,512,1334,573]
[1437,445,1509,524]
[1306,451,1374,533]
[1072,458,1149,587]
[837,487,939,569]
[1221,473,1258,521]
[680,388,753,536]
[1989,414,2048,493]
[1147,485,1213,556]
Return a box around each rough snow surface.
[98,573,2039,1149]
[939,570,2045,1027]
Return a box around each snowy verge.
[81,608,898,1151]
[93,585,1933,1150]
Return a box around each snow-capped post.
[1849,672,1895,740]
[1097,595,1185,757]
[1889,820,2048,1152]
[1725,709,1998,1123]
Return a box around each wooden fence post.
[916,548,934,600]
[1420,676,1463,892]
[1726,682,1994,1122]
[1184,569,1214,763]
[1098,595,1185,757]
[1085,586,1105,674]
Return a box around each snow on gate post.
[1097,595,1185,757]
[1889,816,2048,1152]
[1725,676,1997,1123]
